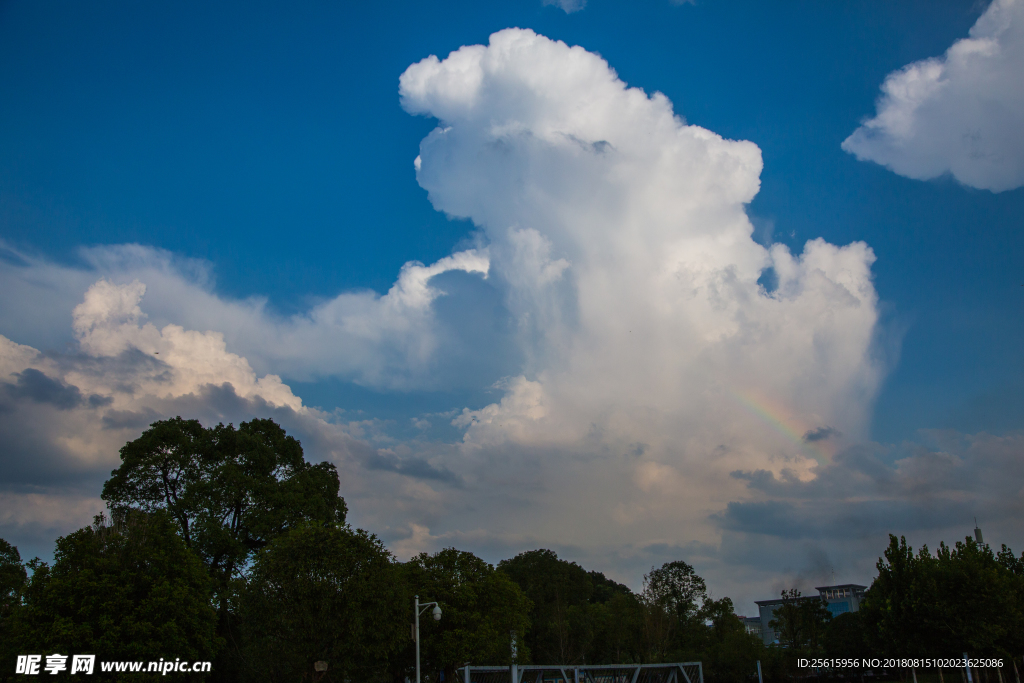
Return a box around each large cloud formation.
[0,273,465,560]
[843,0,1024,192]
[0,243,492,390]
[401,27,881,489]
[4,28,1017,605]
[390,29,899,594]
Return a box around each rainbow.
[732,389,835,462]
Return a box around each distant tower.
[974,518,985,545]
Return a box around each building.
[738,616,762,638]
[816,584,866,617]
[753,584,867,645]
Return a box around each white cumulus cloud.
[0,242,491,390]
[392,29,891,595]
[843,0,1024,192]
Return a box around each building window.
[827,601,849,617]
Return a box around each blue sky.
[1,0,1022,608]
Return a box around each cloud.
[842,0,1024,192]
[8,27,1018,609]
[0,242,496,391]
[803,426,840,443]
[712,432,1024,602]
[391,28,904,598]
[543,0,586,14]
[0,281,475,557]
[3,369,85,410]
[401,27,883,490]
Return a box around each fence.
[457,663,703,683]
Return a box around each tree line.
[1,417,1023,682]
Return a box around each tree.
[929,536,1023,657]
[698,597,763,683]
[234,523,406,683]
[9,512,220,681]
[640,561,707,662]
[0,538,25,616]
[498,549,631,664]
[102,417,346,600]
[768,589,831,653]
[406,548,531,681]
[858,535,931,658]
[0,539,28,683]
[823,611,869,662]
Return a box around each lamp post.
[415,595,442,683]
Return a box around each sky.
[1,0,1023,613]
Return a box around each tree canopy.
[234,523,407,683]
[9,512,220,681]
[102,417,346,597]
[498,549,632,664]
[859,533,1024,659]
[408,548,532,679]
[8,415,1024,683]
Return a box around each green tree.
[102,417,347,600]
[0,538,25,615]
[768,589,831,653]
[930,536,1023,657]
[10,512,220,681]
[860,534,1024,660]
[498,549,631,664]
[640,561,707,662]
[858,535,932,658]
[234,523,406,683]
[698,597,763,683]
[407,548,531,681]
[822,611,869,662]
[586,592,644,664]
[0,539,28,682]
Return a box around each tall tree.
[641,561,707,662]
[0,539,25,616]
[768,590,831,654]
[407,548,531,680]
[859,535,931,658]
[0,539,27,683]
[860,534,1024,661]
[498,549,631,664]
[9,512,220,681]
[102,417,346,597]
[699,597,763,683]
[234,523,406,683]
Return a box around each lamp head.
[432,605,442,621]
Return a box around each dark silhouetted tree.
[235,523,406,683]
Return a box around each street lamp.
[415,595,442,683]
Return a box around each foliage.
[0,539,28,682]
[767,589,831,653]
[21,411,1024,682]
[498,549,632,664]
[102,417,347,598]
[406,548,532,680]
[233,523,406,683]
[8,512,220,681]
[860,534,1024,659]
[697,597,762,683]
[640,561,708,663]
[822,611,869,661]
[0,538,25,616]
[585,591,645,664]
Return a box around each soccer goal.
[456,663,703,683]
